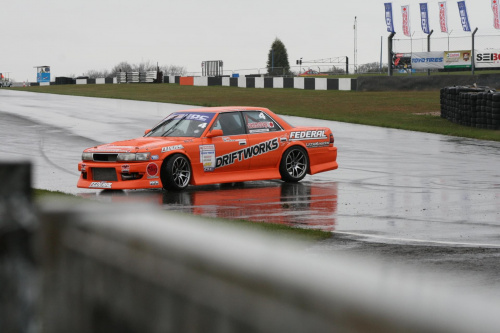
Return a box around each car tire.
[161,154,191,191]
[279,146,308,182]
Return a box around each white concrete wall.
[76,79,87,85]
[222,77,230,86]
[238,77,246,88]
[294,77,304,89]
[273,77,284,88]
[339,78,352,91]
[255,77,264,88]
[96,78,106,84]
[315,78,327,90]
[194,77,208,86]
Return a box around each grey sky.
[2,0,497,82]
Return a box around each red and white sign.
[438,2,448,33]
[402,5,411,37]
[493,0,500,29]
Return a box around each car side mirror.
[206,129,223,138]
[144,129,151,135]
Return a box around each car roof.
[175,106,270,113]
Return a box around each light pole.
[353,16,358,73]
[447,29,453,51]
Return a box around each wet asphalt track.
[3,89,500,292]
[2,89,499,247]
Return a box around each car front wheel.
[279,146,308,182]
[161,154,191,191]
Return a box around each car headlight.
[136,152,151,161]
[117,152,150,161]
[82,152,93,161]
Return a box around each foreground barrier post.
[0,162,37,333]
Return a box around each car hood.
[86,137,185,153]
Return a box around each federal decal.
[289,130,327,141]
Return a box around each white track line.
[333,231,500,248]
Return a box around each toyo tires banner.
[411,52,444,69]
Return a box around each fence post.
[471,27,478,75]
[387,32,396,76]
[427,30,434,76]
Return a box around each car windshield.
[145,112,216,138]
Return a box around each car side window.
[214,112,246,136]
[243,111,282,134]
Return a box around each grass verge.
[14,84,500,141]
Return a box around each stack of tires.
[440,86,500,130]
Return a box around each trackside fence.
[2,162,500,332]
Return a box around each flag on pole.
[438,2,448,33]
[402,5,411,37]
[420,3,430,34]
[384,3,395,33]
[457,1,471,32]
[493,0,500,29]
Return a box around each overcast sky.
[2,0,498,81]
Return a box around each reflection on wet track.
[82,181,338,231]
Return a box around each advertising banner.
[392,53,412,70]
[457,1,471,32]
[475,49,500,68]
[401,5,411,36]
[439,2,448,32]
[420,3,430,34]
[385,3,395,33]
[444,50,471,68]
[411,52,444,69]
[493,0,500,29]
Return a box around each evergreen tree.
[266,38,290,76]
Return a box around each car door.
[200,112,250,177]
[242,110,287,170]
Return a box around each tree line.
[82,61,186,79]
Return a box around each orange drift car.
[77,107,338,191]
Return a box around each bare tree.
[84,69,110,79]
[160,65,186,76]
[357,62,386,73]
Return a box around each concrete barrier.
[3,162,500,333]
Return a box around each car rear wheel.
[161,154,191,191]
[279,146,308,182]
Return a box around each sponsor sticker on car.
[89,182,112,189]
[161,145,184,153]
[216,138,279,168]
[289,130,327,141]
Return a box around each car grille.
[92,168,118,181]
[93,153,118,162]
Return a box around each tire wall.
[440,86,500,130]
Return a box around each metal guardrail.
[2,162,500,332]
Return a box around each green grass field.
[14,84,500,141]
